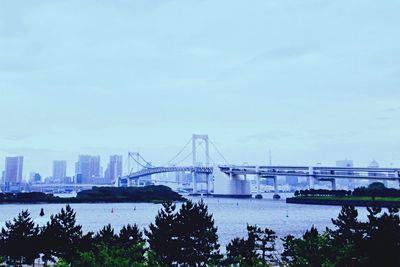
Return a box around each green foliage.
[226,224,276,266]
[176,200,221,266]
[41,204,83,264]
[145,201,178,265]
[1,201,400,266]
[0,210,40,266]
[282,205,400,267]
[77,185,185,202]
[146,200,221,266]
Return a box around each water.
[0,193,369,248]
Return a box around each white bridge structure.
[120,134,400,198]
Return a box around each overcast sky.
[1,0,400,177]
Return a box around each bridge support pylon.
[256,166,261,194]
[308,167,315,189]
[272,176,280,199]
[191,134,211,194]
[331,179,337,190]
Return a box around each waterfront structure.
[4,156,24,184]
[121,134,400,198]
[53,160,67,180]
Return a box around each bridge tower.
[192,134,211,193]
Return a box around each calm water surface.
[0,193,369,247]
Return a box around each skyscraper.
[4,156,24,184]
[108,155,123,182]
[90,156,101,178]
[75,155,101,183]
[53,160,67,180]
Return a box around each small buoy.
[134,206,136,211]
[39,208,45,217]
[111,208,114,213]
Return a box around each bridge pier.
[206,173,211,193]
[330,179,337,190]
[272,176,281,199]
[256,166,261,194]
[192,171,197,193]
[308,167,315,189]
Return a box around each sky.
[1,0,400,178]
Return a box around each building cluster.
[1,155,123,192]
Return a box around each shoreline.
[287,197,400,208]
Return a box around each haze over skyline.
[1,0,400,177]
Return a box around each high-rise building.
[108,155,123,182]
[90,156,101,178]
[4,156,24,184]
[53,160,67,180]
[75,155,101,183]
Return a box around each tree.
[145,201,179,266]
[41,205,83,264]
[118,224,146,263]
[330,205,366,266]
[226,237,260,266]
[0,210,40,266]
[226,225,276,266]
[95,224,118,246]
[75,244,133,267]
[175,200,221,266]
[281,227,333,267]
[364,207,400,266]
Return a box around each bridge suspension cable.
[128,152,148,171]
[138,153,153,167]
[163,137,193,166]
[209,139,229,165]
[173,141,203,166]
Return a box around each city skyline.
[0,152,387,182]
[1,1,400,176]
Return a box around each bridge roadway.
[127,165,400,181]
[124,165,400,195]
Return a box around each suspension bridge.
[119,134,400,198]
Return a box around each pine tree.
[95,224,118,246]
[145,201,178,266]
[175,200,221,266]
[226,225,276,266]
[0,210,39,266]
[118,224,146,263]
[330,205,366,265]
[41,205,83,264]
[365,207,400,266]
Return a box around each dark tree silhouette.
[118,224,145,263]
[364,207,400,266]
[175,200,221,266]
[145,201,179,266]
[0,210,39,266]
[226,224,276,266]
[41,205,82,264]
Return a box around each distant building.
[4,156,24,184]
[53,160,67,180]
[75,155,101,183]
[90,156,101,178]
[29,172,42,183]
[108,155,123,182]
